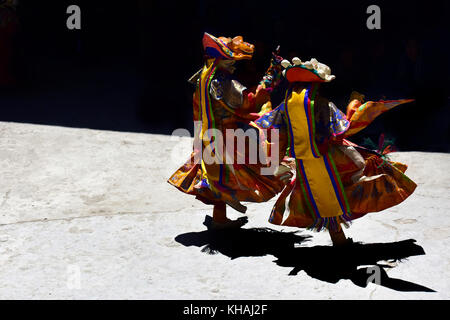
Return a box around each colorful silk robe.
[168,59,285,207]
[255,83,416,231]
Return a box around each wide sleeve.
[344,99,414,137]
[210,74,270,117]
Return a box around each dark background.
[0,0,448,151]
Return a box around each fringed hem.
[306,214,352,232]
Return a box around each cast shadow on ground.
[175,216,435,293]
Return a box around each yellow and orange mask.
[202,32,254,61]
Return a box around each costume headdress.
[202,32,254,60]
[281,57,335,82]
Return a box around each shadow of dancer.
[175,216,435,293]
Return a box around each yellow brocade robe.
[260,83,416,231]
